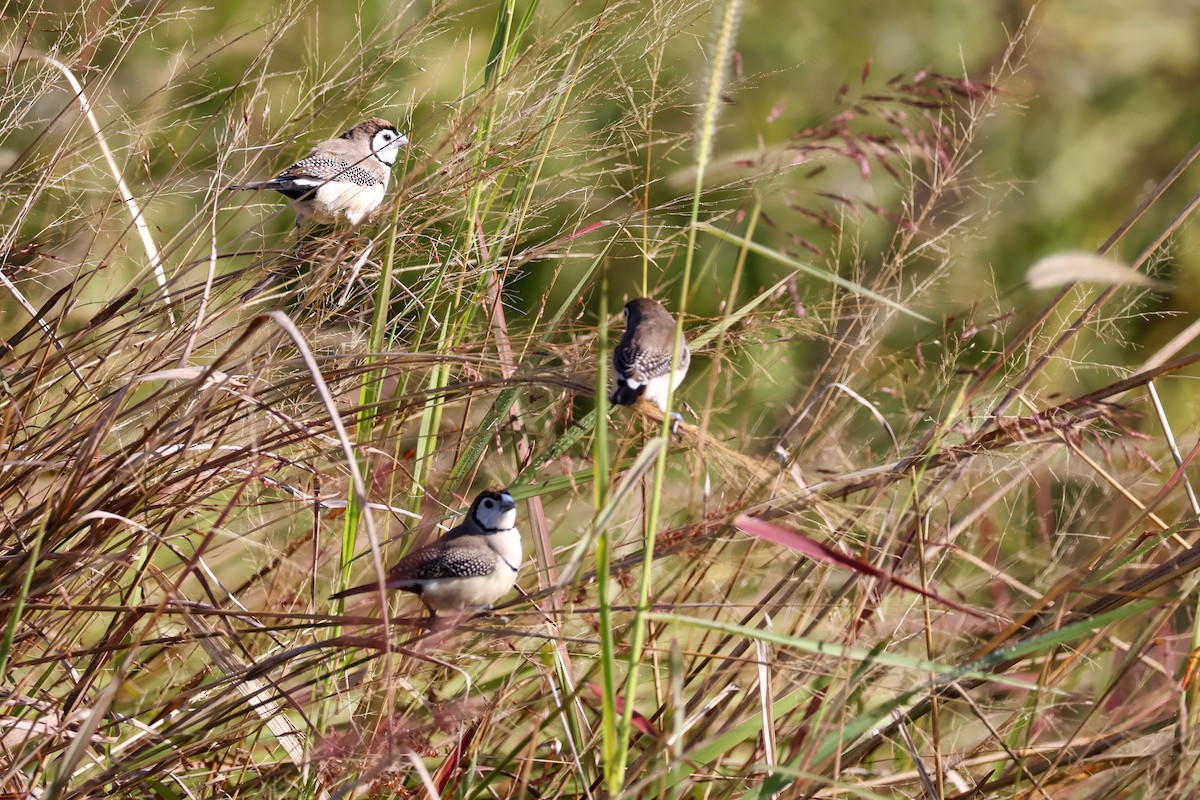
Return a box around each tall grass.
[3,1,1200,799]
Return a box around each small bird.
[611,297,691,431]
[330,490,521,621]
[229,118,408,226]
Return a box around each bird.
[330,490,521,622]
[610,297,691,431]
[229,118,408,226]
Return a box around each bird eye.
[483,499,494,508]
[374,131,398,150]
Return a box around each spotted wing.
[390,543,496,584]
[265,155,381,199]
[614,343,673,384]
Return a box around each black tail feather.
[610,383,644,407]
[329,581,378,600]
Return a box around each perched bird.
[611,297,691,431]
[229,118,408,226]
[330,490,521,621]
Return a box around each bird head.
[623,297,670,326]
[470,489,517,532]
[342,118,409,166]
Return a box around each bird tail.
[610,382,644,407]
[329,581,379,600]
[225,181,267,191]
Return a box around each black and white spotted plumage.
[331,490,521,617]
[611,298,690,421]
[266,156,382,199]
[230,117,408,226]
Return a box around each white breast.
[420,568,519,612]
[640,367,686,413]
[293,180,387,225]
[489,527,523,573]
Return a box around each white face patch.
[473,492,517,532]
[371,128,408,166]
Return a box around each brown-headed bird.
[611,297,691,431]
[229,118,407,226]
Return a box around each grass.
[3,0,1200,798]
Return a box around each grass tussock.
[3,1,1200,798]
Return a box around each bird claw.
[474,605,511,624]
[669,411,684,435]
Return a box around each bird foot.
[470,605,510,624]
[669,411,684,436]
[425,604,495,629]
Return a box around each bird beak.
[498,492,516,511]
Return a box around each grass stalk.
[594,281,620,790]
[611,0,743,791]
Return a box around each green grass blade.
[697,222,933,323]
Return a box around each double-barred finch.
[331,490,521,620]
[229,118,408,226]
[611,297,691,431]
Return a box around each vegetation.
[3,0,1200,797]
